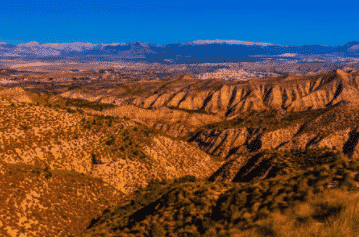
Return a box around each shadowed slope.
[81,150,359,236]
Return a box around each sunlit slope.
[61,69,359,116]
[0,87,34,105]
[0,93,223,194]
[0,162,122,237]
[58,70,359,140]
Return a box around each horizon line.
[1,39,358,47]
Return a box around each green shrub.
[91,154,102,165]
[105,135,116,146]
[174,175,197,184]
[66,108,77,113]
[233,192,247,208]
[194,216,213,234]
[45,171,52,179]
[43,166,52,179]
[149,223,165,237]
[65,98,116,111]
[311,201,344,222]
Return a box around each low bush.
[149,223,166,237]
[81,115,118,129]
[66,108,77,113]
[174,175,197,184]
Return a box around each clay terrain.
[3,62,359,236]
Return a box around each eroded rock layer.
[61,69,359,116]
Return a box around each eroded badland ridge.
[3,66,359,236]
[60,69,359,157]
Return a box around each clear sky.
[1,0,358,46]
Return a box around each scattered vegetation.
[0,161,122,237]
[30,93,116,113]
[168,106,209,115]
[205,108,332,132]
[231,147,346,181]
[115,81,168,98]
[98,124,155,161]
[64,98,116,111]
[82,148,359,236]
[5,77,359,236]
[80,114,118,129]
[79,114,157,161]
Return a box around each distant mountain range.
[1,40,359,63]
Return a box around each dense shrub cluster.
[263,147,345,176]
[64,98,116,111]
[98,124,154,161]
[205,108,332,132]
[211,149,359,231]
[230,148,347,183]
[80,115,118,129]
[32,93,115,113]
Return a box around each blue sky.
[0,0,358,46]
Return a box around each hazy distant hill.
[1,41,359,63]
